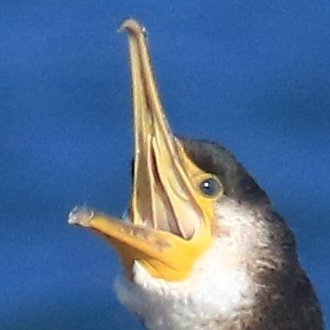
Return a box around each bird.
[69,18,324,330]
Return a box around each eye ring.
[199,176,222,198]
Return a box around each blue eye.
[199,177,221,197]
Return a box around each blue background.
[1,1,329,329]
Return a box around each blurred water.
[1,1,329,329]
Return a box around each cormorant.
[69,18,324,330]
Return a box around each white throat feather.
[114,199,263,330]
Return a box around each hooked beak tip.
[68,206,94,227]
[119,18,147,36]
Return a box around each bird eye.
[199,177,222,198]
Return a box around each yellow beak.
[69,18,222,281]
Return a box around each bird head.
[68,18,324,330]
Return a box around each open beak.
[69,18,219,281]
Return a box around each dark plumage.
[181,138,269,205]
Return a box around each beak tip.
[68,206,94,227]
[119,17,147,36]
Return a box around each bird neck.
[114,199,322,329]
[114,200,264,329]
